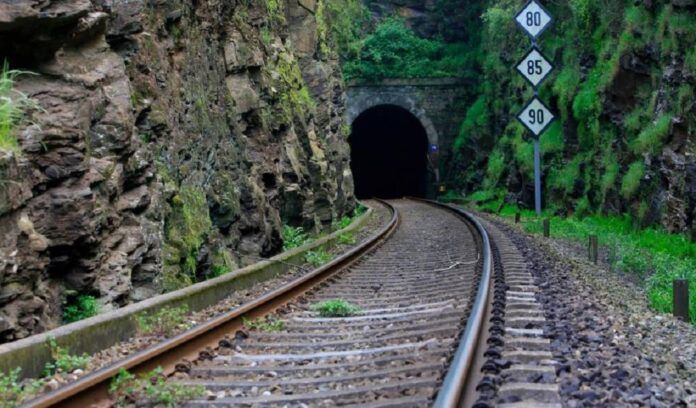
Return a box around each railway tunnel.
[349,104,430,199]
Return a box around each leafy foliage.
[342,18,475,81]
[63,294,99,323]
[311,299,361,317]
[109,367,204,407]
[282,225,308,251]
[305,249,332,267]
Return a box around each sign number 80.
[526,12,542,27]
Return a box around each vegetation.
[445,1,696,228]
[136,306,191,337]
[305,249,332,267]
[342,18,476,81]
[63,294,99,323]
[465,200,696,324]
[0,369,43,408]
[0,61,33,152]
[161,186,212,292]
[43,337,90,376]
[282,225,308,251]
[109,367,204,407]
[242,315,284,332]
[311,299,361,317]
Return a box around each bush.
[305,250,332,267]
[0,369,43,408]
[63,294,99,323]
[0,61,33,152]
[620,161,645,199]
[282,225,307,251]
[43,337,90,376]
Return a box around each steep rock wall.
[0,0,354,342]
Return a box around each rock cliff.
[0,0,354,342]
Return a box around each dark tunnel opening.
[349,105,430,199]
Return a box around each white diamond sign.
[516,47,553,88]
[517,97,555,137]
[515,0,553,39]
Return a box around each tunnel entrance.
[349,105,430,199]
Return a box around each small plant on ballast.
[0,368,44,408]
[311,299,361,317]
[135,306,191,337]
[109,367,204,407]
[43,337,90,376]
[242,315,285,332]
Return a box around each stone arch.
[346,93,439,147]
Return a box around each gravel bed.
[482,213,695,407]
[29,201,391,395]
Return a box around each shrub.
[63,294,99,323]
[305,250,332,267]
[282,225,307,251]
[311,299,361,317]
[631,115,671,155]
[136,306,191,337]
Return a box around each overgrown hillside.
[446,1,695,240]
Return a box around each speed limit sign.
[515,0,553,39]
[516,47,554,88]
[517,97,555,137]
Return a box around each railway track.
[28,199,562,407]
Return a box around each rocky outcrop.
[0,0,354,342]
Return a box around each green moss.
[621,161,645,200]
[161,186,212,292]
[631,115,671,155]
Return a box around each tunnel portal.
[349,105,429,199]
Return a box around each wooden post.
[673,279,689,322]
[588,235,598,264]
[515,213,521,224]
[543,219,550,238]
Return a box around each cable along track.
[28,199,492,407]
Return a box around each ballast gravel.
[482,213,695,407]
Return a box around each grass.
[311,299,361,317]
[0,61,32,152]
[109,367,204,407]
[483,201,696,324]
[282,225,308,251]
[242,315,285,332]
[136,306,191,337]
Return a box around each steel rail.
[24,200,399,408]
[426,201,493,407]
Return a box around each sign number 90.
[528,109,545,125]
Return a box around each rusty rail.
[24,201,399,408]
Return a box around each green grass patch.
[242,315,285,332]
[621,161,645,199]
[311,299,361,317]
[136,306,191,337]
[109,367,204,407]
[282,225,308,251]
[0,61,34,152]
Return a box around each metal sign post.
[514,0,555,216]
